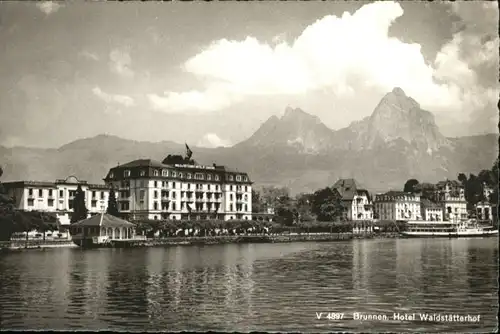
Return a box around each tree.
[295,193,315,222]
[106,185,119,217]
[261,186,290,209]
[464,174,484,210]
[71,184,88,223]
[251,189,263,213]
[403,179,420,193]
[311,187,344,222]
[457,173,467,185]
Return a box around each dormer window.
[124,170,130,177]
[229,175,234,181]
[140,170,146,177]
[153,170,159,177]
[243,176,248,182]
[236,175,241,181]
[162,169,168,177]
[109,172,114,178]
[215,175,220,181]
[171,171,177,177]
[187,173,192,179]
[179,172,183,178]
[207,174,212,181]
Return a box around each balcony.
[236,188,244,194]
[161,197,170,203]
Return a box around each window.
[69,190,76,197]
[109,172,114,178]
[154,215,158,220]
[140,190,145,200]
[154,181,157,188]
[172,182,176,189]
[187,173,192,179]
[229,175,234,181]
[48,189,53,197]
[154,191,158,199]
[162,169,168,177]
[28,188,33,196]
[179,173,183,178]
[124,170,130,177]
[215,175,220,181]
[230,204,233,211]
[154,202,158,210]
[100,192,104,199]
[243,176,248,182]
[172,202,176,211]
[92,191,96,198]
[48,199,54,207]
[59,190,63,197]
[236,175,241,181]
[172,192,176,199]
[91,200,96,208]
[230,194,233,201]
[230,185,233,191]
[154,170,159,177]
[171,171,177,177]
[37,189,42,197]
[140,170,146,177]
[69,200,74,210]
[207,174,212,181]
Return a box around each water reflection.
[0,239,498,332]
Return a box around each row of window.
[27,188,105,199]
[114,169,249,182]
[26,198,103,209]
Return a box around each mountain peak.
[391,87,406,96]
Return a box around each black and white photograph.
[0,0,498,332]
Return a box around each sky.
[0,1,498,149]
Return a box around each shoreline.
[1,232,401,252]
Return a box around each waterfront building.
[434,180,467,221]
[69,213,137,246]
[374,191,422,221]
[103,152,253,221]
[333,178,374,220]
[475,201,493,221]
[420,199,444,221]
[2,176,112,226]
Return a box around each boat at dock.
[400,219,498,238]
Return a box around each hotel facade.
[2,176,111,226]
[103,156,253,221]
[374,191,422,221]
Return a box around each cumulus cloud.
[109,49,135,78]
[36,1,62,15]
[151,1,498,119]
[92,87,135,107]
[197,133,232,148]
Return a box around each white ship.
[400,219,498,238]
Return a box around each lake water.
[0,238,498,332]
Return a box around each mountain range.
[0,87,497,194]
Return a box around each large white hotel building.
[103,155,253,221]
[2,153,253,224]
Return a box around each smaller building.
[476,201,493,221]
[420,199,443,221]
[69,213,137,246]
[435,180,467,221]
[333,179,373,221]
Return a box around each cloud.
[92,87,135,107]
[151,1,498,119]
[79,50,99,61]
[197,133,232,148]
[109,49,134,78]
[36,1,63,15]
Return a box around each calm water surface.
[0,238,498,332]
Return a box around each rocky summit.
[0,88,496,194]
